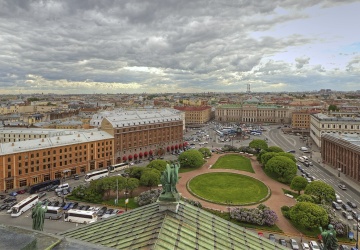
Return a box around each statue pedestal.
[158,192,180,213]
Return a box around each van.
[55,183,69,193]
[299,147,308,151]
[298,157,305,163]
[302,156,308,161]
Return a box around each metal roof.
[61,201,285,250]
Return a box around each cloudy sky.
[1,0,359,94]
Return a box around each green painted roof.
[217,104,242,108]
[61,201,286,250]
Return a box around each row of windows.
[321,124,360,129]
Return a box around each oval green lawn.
[188,173,269,205]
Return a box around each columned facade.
[321,134,360,182]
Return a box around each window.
[19,180,27,187]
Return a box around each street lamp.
[338,167,341,177]
[124,176,129,211]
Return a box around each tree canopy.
[289,202,328,230]
[264,156,297,183]
[267,146,284,153]
[260,152,277,165]
[328,104,339,111]
[198,147,211,158]
[249,139,268,152]
[178,149,205,168]
[140,168,161,189]
[296,194,315,203]
[146,159,167,172]
[304,181,335,204]
[290,176,308,195]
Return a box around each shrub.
[230,204,278,226]
[135,189,161,206]
[182,197,202,208]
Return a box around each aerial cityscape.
[1,1,360,250]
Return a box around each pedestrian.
[300,233,303,243]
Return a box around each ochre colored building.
[173,106,212,125]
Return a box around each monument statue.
[319,224,338,250]
[159,161,180,202]
[32,202,47,231]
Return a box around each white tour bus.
[84,169,109,182]
[42,205,64,220]
[11,194,39,217]
[64,209,98,224]
[108,163,129,173]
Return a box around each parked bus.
[84,169,109,182]
[215,130,224,137]
[108,163,129,173]
[64,209,98,224]
[29,179,61,194]
[11,194,39,217]
[42,206,64,220]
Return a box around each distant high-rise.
[246,83,251,94]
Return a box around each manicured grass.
[188,173,269,205]
[211,154,254,173]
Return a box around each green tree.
[178,150,204,168]
[304,181,336,204]
[140,169,161,189]
[328,104,339,111]
[290,176,308,195]
[267,146,284,153]
[277,152,296,162]
[296,194,315,203]
[198,147,211,158]
[146,159,167,172]
[289,202,328,230]
[126,177,140,197]
[260,152,277,165]
[126,166,145,179]
[249,139,268,152]
[265,156,297,183]
[100,177,116,199]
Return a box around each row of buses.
[10,194,98,224]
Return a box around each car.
[97,206,107,216]
[297,165,302,170]
[301,242,310,250]
[58,202,66,208]
[336,198,343,204]
[338,184,347,190]
[287,150,296,153]
[339,245,349,250]
[268,234,276,242]
[8,191,18,196]
[38,192,46,199]
[347,201,357,208]
[332,201,341,210]
[342,211,353,220]
[73,174,79,180]
[78,205,85,210]
[0,203,9,210]
[3,196,16,203]
[68,202,78,210]
[63,202,73,210]
[342,204,352,212]
[289,239,299,250]
[52,201,60,207]
[309,240,320,250]
[62,189,69,195]
[56,191,63,197]
[82,205,90,211]
[309,162,313,166]
[0,194,6,199]
[278,239,286,247]
[16,189,27,194]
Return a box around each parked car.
[16,189,27,194]
[62,189,69,196]
[78,205,85,210]
[63,202,73,210]
[0,194,6,199]
[342,211,353,220]
[82,205,90,211]
[278,239,286,247]
[338,184,347,190]
[38,192,47,199]
[289,239,299,250]
[347,201,357,208]
[68,202,78,210]
[3,196,16,203]
[0,203,9,210]
[339,245,349,250]
[59,202,66,208]
[332,201,341,210]
[8,191,18,196]
[309,241,320,250]
[342,204,352,212]
[97,206,107,216]
[287,150,296,153]
[73,174,79,180]
[268,234,276,242]
[52,201,60,207]
[301,242,310,250]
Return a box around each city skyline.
[0,0,359,94]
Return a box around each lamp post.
[338,167,341,178]
[124,176,129,211]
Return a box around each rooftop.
[61,201,285,250]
